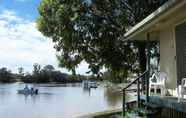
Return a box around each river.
[0,83,132,118]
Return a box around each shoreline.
[78,108,122,118]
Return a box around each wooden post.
[146,33,150,103]
[123,89,125,116]
[137,79,140,108]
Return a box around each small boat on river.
[83,81,98,88]
[89,82,98,88]
[17,86,38,95]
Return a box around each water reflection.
[83,86,91,96]
[104,88,122,107]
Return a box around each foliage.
[17,67,25,80]
[23,64,64,83]
[122,0,168,26]
[21,64,86,83]
[0,67,15,83]
[102,70,130,83]
[33,63,41,74]
[37,0,137,77]
[18,67,24,75]
[37,0,167,82]
[51,70,68,82]
[0,65,91,83]
[22,73,34,83]
[43,65,55,71]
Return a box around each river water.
[0,83,131,118]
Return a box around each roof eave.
[124,0,185,40]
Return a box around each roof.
[124,0,186,40]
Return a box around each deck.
[140,95,186,118]
[141,95,186,113]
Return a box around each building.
[124,0,186,117]
[125,0,186,95]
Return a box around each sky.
[0,0,89,74]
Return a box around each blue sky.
[0,0,40,21]
[0,0,90,74]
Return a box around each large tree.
[37,0,167,79]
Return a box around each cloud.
[0,9,89,74]
[0,10,56,72]
[0,10,23,22]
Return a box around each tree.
[33,63,41,75]
[43,65,55,71]
[51,71,69,82]
[0,67,15,83]
[37,0,167,81]
[17,67,24,80]
[32,63,41,82]
[42,65,55,82]
[18,67,24,75]
[57,55,79,75]
[23,72,33,83]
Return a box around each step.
[143,102,161,109]
[137,108,158,118]
[126,111,143,118]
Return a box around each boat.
[83,81,98,88]
[89,82,98,88]
[17,88,38,95]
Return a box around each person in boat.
[24,85,29,91]
[31,87,34,94]
[35,89,38,94]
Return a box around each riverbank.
[78,108,141,118]
[78,109,122,118]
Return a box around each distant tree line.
[0,63,93,83]
[0,67,15,83]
